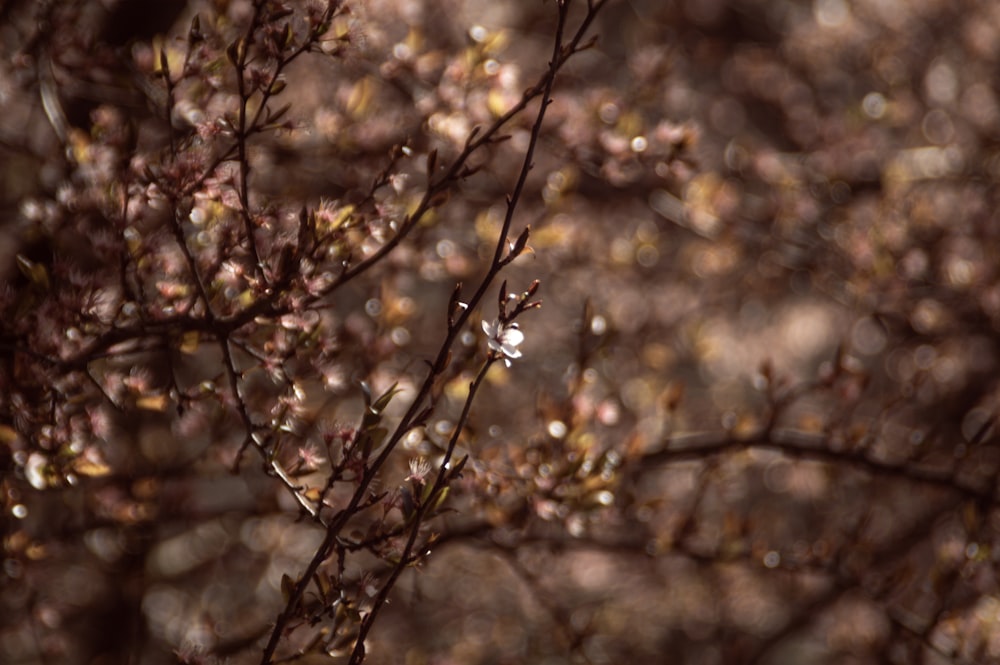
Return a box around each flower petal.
[502,327,524,346]
[501,344,522,359]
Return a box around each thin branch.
[637,428,996,502]
[347,357,494,664]
[258,3,605,661]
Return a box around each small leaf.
[458,164,482,178]
[359,426,388,458]
[448,454,468,478]
[236,289,255,308]
[509,225,530,259]
[412,406,434,428]
[315,571,332,598]
[227,38,246,66]
[16,254,49,291]
[371,382,402,414]
[281,574,295,603]
[429,486,450,512]
[159,49,170,78]
[136,394,169,411]
[72,456,111,478]
[346,77,373,117]
[0,425,18,445]
[579,35,600,51]
[428,190,450,208]
[179,331,200,354]
[420,477,438,503]
[188,15,202,44]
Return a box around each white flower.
[482,319,524,367]
[406,457,432,484]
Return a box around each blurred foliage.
[2,1,1000,664]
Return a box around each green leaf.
[371,382,402,414]
[429,486,450,512]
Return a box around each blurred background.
[2,0,1000,663]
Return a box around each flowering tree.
[3,0,1000,664]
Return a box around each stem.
[347,358,495,664]
[257,2,604,662]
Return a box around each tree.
[2,1,999,664]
